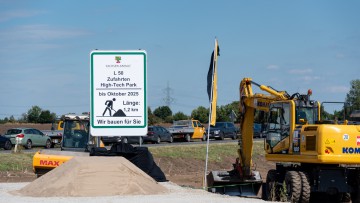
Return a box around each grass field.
[0,141,264,173]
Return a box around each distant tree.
[173,112,189,121]
[191,106,208,123]
[320,105,334,120]
[27,106,42,123]
[50,113,57,121]
[38,110,54,123]
[217,102,241,122]
[148,107,161,125]
[328,80,360,121]
[164,115,173,123]
[153,106,172,121]
[346,79,360,113]
[3,117,9,123]
[9,115,16,123]
[18,113,28,123]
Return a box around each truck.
[207,78,360,203]
[33,113,104,177]
[41,126,63,148]
[168,119,206,142]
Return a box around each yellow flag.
[207,39,219,126]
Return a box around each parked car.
[101,136,122,145]
[101,136,144,145]
[253,123,263,138]
[144,126,173,144]
[0,135,12,150]
[207,122,238,140]
[120,136,143,145]
[4,128,52,149]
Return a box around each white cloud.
[300,76,320,82]
[266,65,279,70]
[335,53,345,59]
[327,86,349,93]
[288,68,313,74]
[0,24,90,42]
[0,9,45,22]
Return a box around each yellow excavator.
[207,78,360,203]
[33,113,104,177]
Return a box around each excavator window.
[296,107,318,124]
[62,120,90,149]
[266,102,291,148]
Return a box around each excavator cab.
[61,117,91,151]
[264,100,319,154]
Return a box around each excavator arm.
[237,78,290,177]
[207,78,292,196]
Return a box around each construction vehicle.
[168,119,206,141]
[33,113,104,177]
[207,78,360,203]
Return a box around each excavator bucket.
[207,170,262,197]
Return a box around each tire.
[265,169,280,201]
[4,140,12,150]
[168,136,173,143]
[285,171,302,203]
[25,139,32,149]
[156,136,161,144]
[341,193,351,203]
[45,139,51,149]
[202,134,207,141]
[185,134,191,142]
[298,171,310,203]
[121,137,128,144]
[219,132,225,140]
[231,133,237,140]
[351,171,360,203]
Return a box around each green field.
[0,141,264,172]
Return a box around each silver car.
[4,128,52,149]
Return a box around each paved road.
[0,138,264,154]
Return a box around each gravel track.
[1,182,268,203]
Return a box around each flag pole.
[203,38,217,190]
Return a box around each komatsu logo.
[342,147,360,154]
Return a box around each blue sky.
[0,0,359,119]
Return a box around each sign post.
[90,50,147,136]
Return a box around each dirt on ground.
[0,123,275,189]
[0,152,275,189]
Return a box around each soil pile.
[14,156,168,197]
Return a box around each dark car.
[120,136,143,145]
[102,136,143,145]
[143,126,173,144]
[0,135,12,150]
[253,123,263,138]
[207,122,238,140]
[101,136,122,146]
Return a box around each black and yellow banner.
[207,39,220,126]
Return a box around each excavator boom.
[207,78,288,196]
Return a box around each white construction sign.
[90,50,147,136]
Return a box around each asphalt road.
[0,138,264,154]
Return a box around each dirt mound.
[13,156,168,197]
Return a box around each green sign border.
[90,51,147,129]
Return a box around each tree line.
[1,79,359,125]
